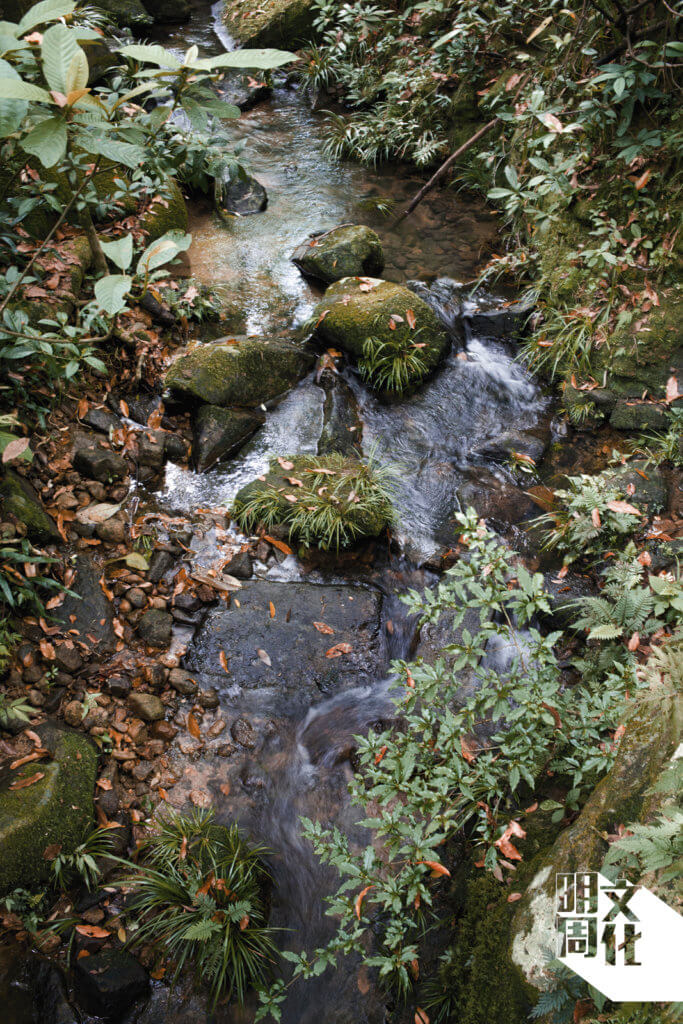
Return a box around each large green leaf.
[65,47,88,93]
[0,57,27,138]
[100,234,133,272]
[21,115,67,167]
[199,48,295,71]
[41,22,83,93]
[94,274,132,315]
[18,0,75,33]
[0,77,51,102]
[76,133,145,168]
[118,43,181,69]
[137,229,191,275]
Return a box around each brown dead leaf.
[187,712,201,739]
[277,457,295,470]
[9,772,44,790]
[43,843,62,860]
[606,500,641,516]
[75,925,110,938]
[219,650,229,673]
[460,736,477,764]
[591,508,601,529]
[354,884,373,920]
[313,621,334,635]
[406,308,416,329]
[325,642,353,658]
[269,601,276,618]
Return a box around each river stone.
[222,0,316,47]
[0,951,78,1024]
[463,291,535,340]
[317,374,363,457]
[128,693,165,722]
[193,405,264,472]
[215,171,267,217]
[471,429,548,466]
[0,469,60,543]
[92,0,151,25]
[182,580,384,706]
[137,609,173,647]
[609,399,670,431]
[56,554,116,654]
[74,950,149,1019]
[73,439,127,483]
[311,277,450,394]
[606,459,667,512]
[0,723,97,895]
[291,225,384,284]
[233,455,392,548]
[142,0,190,22]
[510,690,682,994]
[165,337,313,408]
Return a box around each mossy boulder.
[222,0,316,47]
[193,405,264,472]
[165,336,314,408]
[609,399,670,431]
[0,723,97,896]
[232,454,393,549]
[311,277,450,394]
[510,691,682,994]
[291,225,384,284]
[0,469,60,543]
[93,0,152,27]
[141,179,188,243]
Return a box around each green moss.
[94,0,152,27]
[222,0,316,47]
[0,469,60,543]
[141,178,188,243]
[165,336,314,407]
[292,225,384,284]
[536,212,586,306]
[0,727,97,895]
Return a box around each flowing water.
[145,7,551,1020]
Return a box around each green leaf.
[0,57,27,138]
[100,234,133,272]
[76,133,145,168]
[199,48,295,71]
[201,98,240,119]
[21,115,67,167]
[18,0,75,33]
[124,551,149,570]
[65,47,88,93]
[136,229,191,275]
[94,274,132,315]
[41,23,83,93]
[118,43,181,68]
[0,77,51,102]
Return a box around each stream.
[141,6,551,1020]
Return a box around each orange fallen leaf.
[507,892,523,902]
[460,736,477,764]
[277,457,294,470]
[627,632,640,651]
[239,914,249,930]
[219,650,229,673]
[263,534,293,555]
[9,772,44,790]
[591,508,601,529]
[269,601,276,618]
[606,500,641,516]
[313,621,334,635]
[406,308,416,329]
[75,925,110,938]
[355,884,373,920]
[325,642,353,658]
[187,712,201,739]
[375,745,388,765]
[417,859,450,878]
[665,375,681,404]
[415,1009,430,1024]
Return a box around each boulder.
[127,692,165,722]
[142,0,190,21]
[222,0,316,47]
[0,951,78,1024]
[609,399,670,431]
[311,277,450,395]
[232,454,393,548]
[91,0,152,26]
[137,609,173,647]
[0,469,60,543]
[607,460,668,512]
[73,440,127,483]
[140,179,188,244]
[182,579,384,707]
[0,723,97,895]
[192,405,264,472]
[510,691,682,994]
[317,373,363,457]
[291,225,384,284]
[74,950,149,1019]
[215,170,267,217]
[165,336,313,408]
[56,555,117,654]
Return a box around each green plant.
[631,407,683,468]
[120,808,275,1009]
[359,325,431,393]
[52,824,118,891]
[0,886,49,933]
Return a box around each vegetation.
[120,809,276,1009]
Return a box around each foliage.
[631,407,683,468]
[256,509,645,1019]
[0,886,50,933]
[51,824,118,890]
[0,539,64,670]
[535,469,644,564]
[359,328,431,393]
[119,808,276,1009]
[232,454,394,551]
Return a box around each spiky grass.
[358,315,431,392]
[232,454,394,551]
[118,809,275,1009]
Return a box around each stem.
[81,206,107,277]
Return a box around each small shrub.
[120,809,275,1009]
[52,825,118,891]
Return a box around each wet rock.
[0,723,97,894]
[74,439,127,482]
[198,688,219,709]
[192,404,264,472]
[0,951,78,1024]
[127,587,147,609]
[455,468,536,530]
[225,549,253,580]
[148,549,176,583]
[292,225,384,284]
[83,406,121,435]
[563,384,616,427]
[218,71,272,111]
[137,609,173,647]
[107,674,131,698]
[463,291,535,340]
[93,0,151,27]
[607,460,668,512]
[183,580,384,707]
[317,374,363,457]
[165,336,313,408]
[230,716,256,748]
[96,518,126,544]
[142,0,190,22]
[0,469,61,543]
[74,950,149,1019]
[609,399,670,431]
[215,170,267,216]
[136,434,166,470]
[127,693,165,722]
[471,429,547,466]
[163,433,189,462]
[56,555,116,654]
[63,700,84,727]
[55,644,83,673]
[311,277,450,394]
[542,570,597,630]
[168,668,198,696]
[222,0,316,47]
[140,178,188,245]
[150,720,178,741]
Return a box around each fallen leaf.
[2,437,30,463]
[75,925,110,938]
[406,308,416,329]
[189,790,211,808]
[239,914,249,930]
[591,508,601,529]
[187,713,201,739]
[375,745,388,765]
[219,650,229,673]
[355,885,373,920]
[263,535,293,555]
[606,500,641,516]
[313,621,335,635]
[43,843,62,860]
[627,632,640,652]
[494,820,526,861]
[150,966,166,980]
[417,859,450,878]
[507,892,523,902]
[9,772,44,790]
[96,778,113,791]
[257,648,272,667]
[220,782,231,796]
[460,736,477,764]
[277,457,295,470]
[325,642,353,658]
[415,1009,430,1024]
[269,601,276,618]
[665,376,681,404]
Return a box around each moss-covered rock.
[311,277,450,394]
[93,0,152,27]
[193,405,264,472]
[291,225,384,284]
[609,399,670,431]
[510,691,682,994]
[140,178,188,243]
[222,0,316,47]
[165,336,314,408]
[0,723,97,895]
[0,469,60,543]
[232,454,393,549]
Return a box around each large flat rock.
[183,580,385,708]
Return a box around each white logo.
[556,871,683,1001]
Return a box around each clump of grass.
[232,454,394,551]
[119,809,275,1009]
[359,332,431,393]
